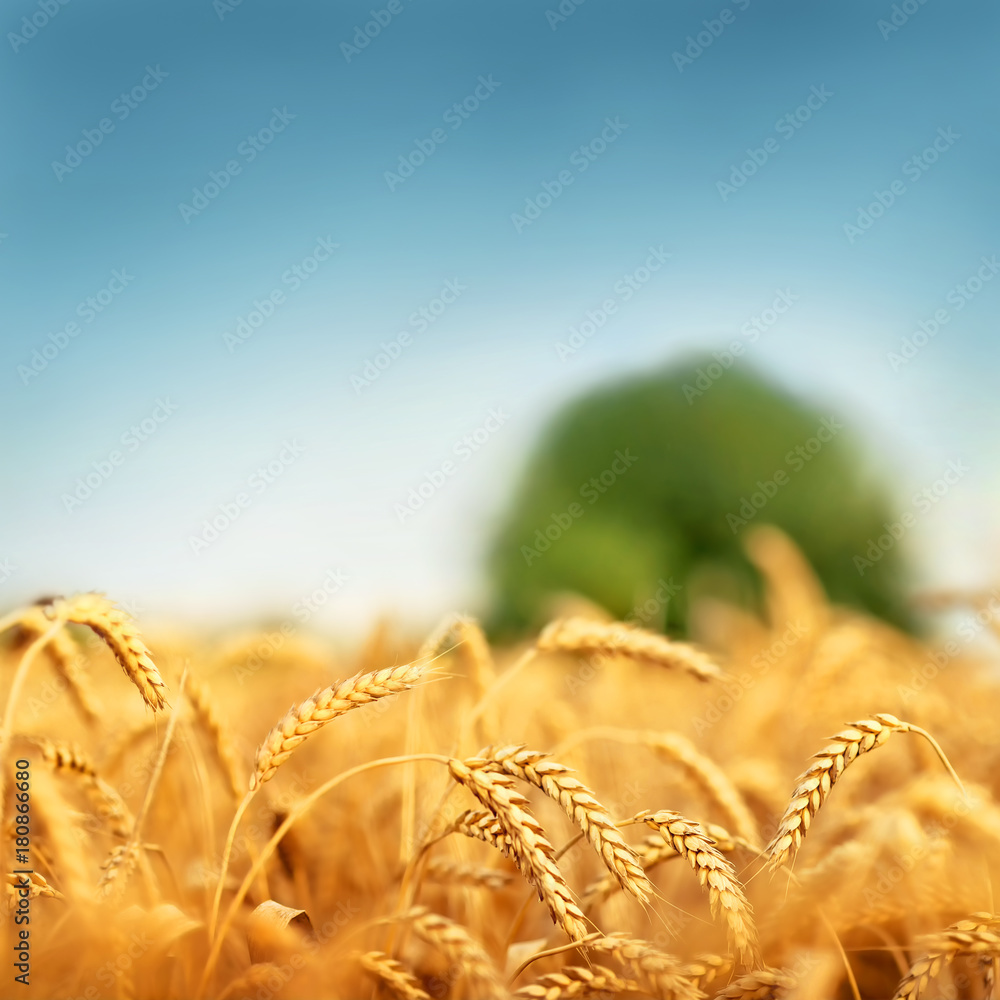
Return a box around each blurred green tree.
[486,357,911,636]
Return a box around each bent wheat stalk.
[473,744,654,904]
[357,951,431,1000]
[424,858,514,891]
[585,935,701,1000]
[448,758,590,941]
[252,659,432,788]
[19,606,101,724]
[515,964,636,998]
[210,658,434,943]
[537,617,723,681]
[184,673,245,800]
[34,737,134,838]
[893,913,1000,1000]
[51,593,168,710]
[557,726,759,844]
[392,906,506,999]
[712,968,795,998]
[631,809,759,964]
[766,714,965,870]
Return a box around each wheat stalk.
[537,617,722,681]
[712,969,795,998]
[34,737,134,839]
[447,809,515,856]
[514,964,637,998]
[641,731,759,844]
[893,913,1000,999]
[472,744,654,904]
[632,809,758,964]
[97,842,140,899]
[686,954,735,993]
[424,858,514,891]
[448,758,590,941]
[357,951,431,1000]
[19,606,101,724]
[184,673,245,800]
[252,659,430,788]
[765,714,964,870]
[585,935,701,1000]
[45,594,168,711]
[394,905,505,999]
[5,871,65,913]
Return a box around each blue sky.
[2,0,998,635]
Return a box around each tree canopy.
[487,357,910,636]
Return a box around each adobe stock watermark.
[511,117,628,233]
[690,618,810,735]
[554,246,670,360]
[384,76,501,192]
[188,440,306,555]
[545,0,587,31]
[898,589,1000,705]
[17,269,135,385]
[51,67,169,182]
[339,0,413,61]
[232,568,350,684]
[672,0,751,73]
[62,398,179,513]
[682,289,798,403]
[0,560,15,586]
[178,107,296,223]
[854,459,969,575]
[351,279,466,392]
[520,449,638,565]
[878,0,931,40]
[716,86,833,202]
[843,127,960,244]
[222,236,339,352]
[8,0,73,54]
[725,417,843,533]
[394,408,509,522]
[887,255,999,371]
[561,586,682,697]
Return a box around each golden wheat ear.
[49,593,168,711]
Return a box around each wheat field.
[4,526,1000,999]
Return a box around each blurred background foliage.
[487,357,912,637]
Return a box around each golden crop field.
[3,526,1000,999]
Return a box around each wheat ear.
[537,617,722,681]
[252,659,430,788]
[394,906,505,999]
[633,809,758,964]
[50,594,168,710]
[35,737,134,838]
[5,871,65,911]
[712,969,795,998]
[582,823,755,909]
[448,759,590,941]
[585,935,702,1000]
[357,951,431,1000]
[642,731,759,844]
[893,913,1000,999]
[766,714,964,870]
[685,955,735,993]
[473,744,654,904]
[424,858,514,891]
[515,964,637,998]
[184,673,245,800]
